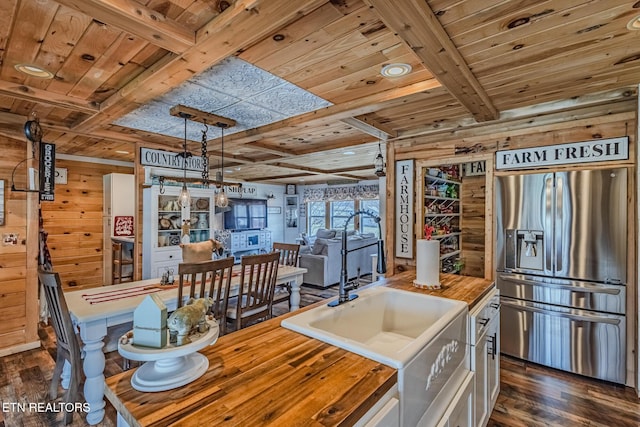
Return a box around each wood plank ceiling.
[0,0,638,184]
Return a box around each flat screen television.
[224,198,268,230]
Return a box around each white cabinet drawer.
[154,249,181,263]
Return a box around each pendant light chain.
[201,120,209,185]
[220,124,224,183]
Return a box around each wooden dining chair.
[226,251,280,332]
[177,257,235,335]
[271,242,300,314]
[38,269,83,425]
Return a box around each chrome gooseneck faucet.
[328,210,387,307]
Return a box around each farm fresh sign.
[496,137,629,170]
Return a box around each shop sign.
[140,147,204,172]
[40,143,55,201]
[225,184,258,198]
[463,161,486,176]
[496,137,629,170]
[395,159,414,259]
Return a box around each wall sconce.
[266,193,276,199]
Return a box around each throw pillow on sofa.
[316,229,336,239]
[311,238,331,255]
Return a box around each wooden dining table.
[64,264,307,425]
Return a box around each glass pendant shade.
[177,115,191,208]
[215,123,228,208]
[178,182,191,208]
[216,189,228,208]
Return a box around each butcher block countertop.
[105,273,494,427]
[378,270,495,310]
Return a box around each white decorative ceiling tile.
[216,101,287,129]
[112,56,330,140]
[191,57,282,98]
[164,123,205,143]
[114,100,178,133]
[159,82,239,112]
[247,84,332,116]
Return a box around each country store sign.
[141,147,205,171]
[496,136,629,170]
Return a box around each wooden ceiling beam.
[249,172,311,183]
[54,0,195,54]
[271,162,373,175]
[397,87,637,141]
[169,104,236,128]
[0,80,99,114]
[340,116,396,140]
[222,79,441,148]
[71,0,326,133]
[364,0,498,122]
[241,142,297,157]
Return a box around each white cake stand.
[118,319,219,392]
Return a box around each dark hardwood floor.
[2,282,640,426]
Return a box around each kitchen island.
[105,272,494,426]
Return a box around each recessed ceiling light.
[381,63,412,78]
[14,63,54,79]
[115,150,129,154]
[235,167,241,171]
[343,151,355,155]
[627,15,640,30]
[225,169,233,173]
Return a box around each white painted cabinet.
[436,372,475,427]
[103,173,135,284]
[469,288,500,427]
[284,195,299,242]
[487,313,500,410]
[215,229,272,263]
[142,185,216,279]
[354,385,400,427]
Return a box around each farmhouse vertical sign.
[395,160,414,259]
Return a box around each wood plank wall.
[460,174,485,277]
[41,159,133,290]
[0,136,36,353]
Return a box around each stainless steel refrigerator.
[495,168,627,384]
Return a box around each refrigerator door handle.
[555,174,564,274]
[498,274,622,295]
[501,299,622,325]
[544,174,554,274]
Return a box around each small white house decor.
[133,294,168,348]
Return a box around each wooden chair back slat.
[177,257,235,335]
[228,251,280,331]
[38,269,83,424]
[273,242,300,267]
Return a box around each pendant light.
[215,122,229,208]
[374,142,386,177]
[177,115,191,208]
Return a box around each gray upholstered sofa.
[299,229,378,287]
